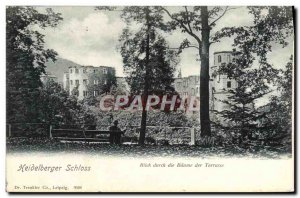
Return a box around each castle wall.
[64,65,115,100]
[174,51,240,122]
[174,76,200,97]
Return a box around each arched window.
[227,55,231,62]
[218,55,222,63]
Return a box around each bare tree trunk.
[139,8,150,145]
[200,6,211,137]
[139,109,147,145]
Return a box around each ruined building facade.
[174,51,237,119]
[61,51,237,119]
[63,65,116,100]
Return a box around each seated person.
[109,120,125,145]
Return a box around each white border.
[0,1,298,197]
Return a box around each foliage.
[36,80,96,126]
[86,102,199,145]
[6,6,62,123]
[6,6,62,91]
[212,6,293,62]
[259,58,293,145]
[118,7,178,95]
[159,6,241,137]
[159,6,237,50]
[99,6,179,144]
[6,6,96,130]
[212,6,293,145]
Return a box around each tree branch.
[209,41,218,46]
[161,6,202,45]
[209,6,241,26]
[184,6,193,33]
[170,45,199,50]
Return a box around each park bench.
[50,128,112,143]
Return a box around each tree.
[96,6,178,144]
[263,57,293,145]
[6,6,62,123]
[119,7,178,145]
[211,6,293,145]
[214,57,293,146]
[275,56,293,118]
[213,51,278,144]
[160,6,240,137]
[39,80,79,125]
[37,78,97,128]
[213,7,293,62]
[160,6,293,138]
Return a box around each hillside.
[45,57,82,82]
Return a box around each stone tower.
[210,51,238,123]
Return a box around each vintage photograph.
[6,6,294,192]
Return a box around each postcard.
[6,6,294,192]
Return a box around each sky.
[39,6,294,78]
